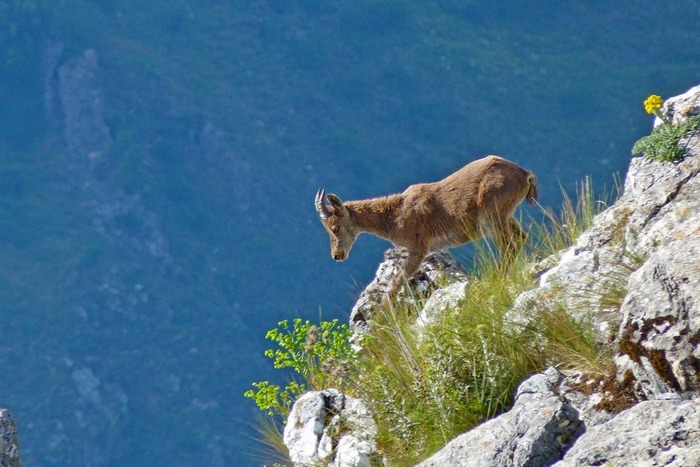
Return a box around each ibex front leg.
[387,247,428,299]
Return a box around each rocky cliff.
[0,408,20,466]
[283,85,700,466]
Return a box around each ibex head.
[315,189,359,261]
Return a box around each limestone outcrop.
[554,398,700,467]
[418,84,700,467]
[349,249,467,326]
[285,85,700,466]
[283,389,378,467]
[0,408,20,467]
[418,369,583,467]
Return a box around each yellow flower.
[643,94,664,114]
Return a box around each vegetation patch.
[244,318,358,420]
[603,369,639,413]
[245,180,623,464]
[631,95,700,162]
[649,349,682,391]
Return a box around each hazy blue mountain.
[1,1,699,465]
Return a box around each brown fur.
[316,155,537,295]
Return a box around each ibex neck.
[345,195,401,239]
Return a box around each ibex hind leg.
[496,217,527,268]
[508,217,527,249]
[481,215,525,271]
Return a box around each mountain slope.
[1,1,700,465]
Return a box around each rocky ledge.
[0,408,20,466]
[283,84,700,466]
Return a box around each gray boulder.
[615,235,700,399]
[623,140,700,255]
[508,85,700,350]
[0,408,20,467]
[609,94,700,399]
[416,280,470,329]
[284,389,378,467]
[554,398,700,467]
[656,84,700,126]
[350,249,467,325]
[417,369,583,467]
[554,372,618,429]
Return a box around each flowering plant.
[643,94,663,114]
[632,94,700,162]
[643,94,670,126]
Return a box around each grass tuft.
[245,414,291,467]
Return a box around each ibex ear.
[326,194,347,215]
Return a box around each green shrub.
[631,115,700,162]
[632,95,700,162]
[244,318,357,419]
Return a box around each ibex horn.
[315,189,331,219]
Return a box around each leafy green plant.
[244,318,357,418]
[244,380,304,419]
[632,94,700,162]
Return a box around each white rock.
[416,280,469,328]
[284,389,377,466]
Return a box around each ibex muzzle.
[315,189,358,261]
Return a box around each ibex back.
[315,155,538,296]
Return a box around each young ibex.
[315,155,538,296]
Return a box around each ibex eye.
[332,226,340,233]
